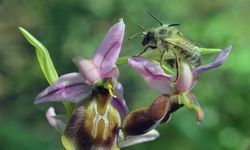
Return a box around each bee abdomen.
[179,50,201,67]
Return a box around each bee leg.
[160,49,166,66]
[134,45,156,57]
[175,57,180,81]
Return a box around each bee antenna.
[128,32,145,40]
[137,25,145,31]
[147,12,163,26]
[168,24,180,27]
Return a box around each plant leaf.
[19,27,58,84]
[19,27,75,119]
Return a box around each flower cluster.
[19,18,231,150]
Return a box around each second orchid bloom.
[128,46,231,123]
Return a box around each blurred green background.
[0,0,250,149]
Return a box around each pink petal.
[73,57,101,84]
[103,66,120,79]
[35,73,91,104]
[128,57,174,94]
[92,19,125,76]
[175,61,193,93]
[111,82,129,120]
[46,107,66,133]
[193,45,232,76]
[118,129,159,148]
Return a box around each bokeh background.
[1,0,250,149]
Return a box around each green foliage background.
[0,0,249,149]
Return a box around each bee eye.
[142,32,154,46]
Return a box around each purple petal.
[73,57,101,84]
[128,57,174,94]
[35,73,91,104]
[111,82,129,119]
[175,61,193,93]
[118,129,159,148]
[103,66,120,79]
[46,107,66,133]
[92,19,125,76]
[193,45,232,75]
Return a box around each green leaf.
[19,27,75,119]
[199,47,221,55]
[19,27,58,85]
[61,135,76,150]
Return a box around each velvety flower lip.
[128,56,175,94]
[193,45,232,76]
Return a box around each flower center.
[92,98,110,140]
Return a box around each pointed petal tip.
[193,45,232,75]
[92,19,125,75]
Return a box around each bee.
[134,13,201,69]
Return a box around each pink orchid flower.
[128,46,232,122]
[35,19,128,119]
[35,19,160,149]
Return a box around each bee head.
[141,31,155,46]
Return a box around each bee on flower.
[20,19,179,150]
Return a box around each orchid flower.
[20,19,163,150]
[128,46,232,123]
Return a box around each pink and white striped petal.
[92,19,125,76]
[193,45,232,76]
[175,61,193,93]
[128,57,174,94]
[35,73,91,104]
[73,57,102,84]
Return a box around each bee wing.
[165,36,199,53]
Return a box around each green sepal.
[63,102,75,120]
[199,48,221,55]
[19,27,58,84]
[177,93,204,124]
[61,135,76,150]
[19,27,75,119]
